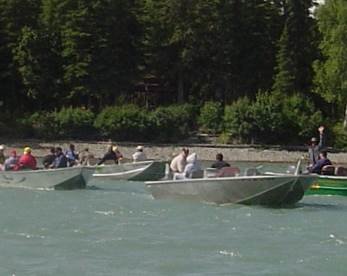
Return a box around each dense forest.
[0,0,346,147]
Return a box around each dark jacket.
[97,151,117,165]
[308,133,325,166]
[211,160,230,170]
[310,158,332,174]
[52,153,68,168]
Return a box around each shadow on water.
[295,201,347,211]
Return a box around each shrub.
[149,104,197,142]
[29,111,60,139]
[198,101,223,134]
[251,92,287,144]
[282,94,323,143]
[224,97,254,143]
[332,123,347,150]
[94,105,149,141]
[54,107,96,139]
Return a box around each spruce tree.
[273,0,317,95]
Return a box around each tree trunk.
[177,69,184,103]
[344,103,347,130]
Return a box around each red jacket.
[17,154,37,170]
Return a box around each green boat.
[306,175,347,196]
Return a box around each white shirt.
[132,151,147,162]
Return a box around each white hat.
[187,153,197,163]
[136,145,144,151]
[0,145,5,150]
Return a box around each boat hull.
[307,175,347,196]
[92,161,166,182]
[0,167,87,190]
[146,175,316,206]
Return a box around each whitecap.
[219,250,242,257]
[95,210,115,216]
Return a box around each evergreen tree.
[0,0,40,111]
[314,0,347,126]
[273,0,318,95]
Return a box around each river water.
[0,162,346,276]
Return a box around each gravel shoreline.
[2,139,347,164]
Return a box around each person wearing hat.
[97,145,123,165]
[16,147,37,170]
[132,145,147,163]
[4,150,18,171]
[308,126,326,168]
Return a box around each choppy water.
[0,163,346,276]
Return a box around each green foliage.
[217,132,231,144]
[282,94,323,143]
[273,0,317,95]
[198,101,223,134]
[28,111,59,139]
[27,107,95,139]
[54,107,96,139]
[251,92,287,144]
[314,0,347,122]
[94,105,149,141]
[224,97,254,143]
[149,104,197,142]
[331,123,347,150]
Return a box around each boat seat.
[335,166,347,176]
[244,168,260,176]
[204,168,218,178]
[216,167,240,177]
[321,165,335,176]
[190,169,204,179]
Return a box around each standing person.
[79,148,94,166]
[65,144,79,167]
[16,147,37,170]
[211,153,230,170]
[97,145,122,165]
[308,126,326,168]
[132,145,147,162]
[309,150,332,174]
[51,147,68,168]
[170,148,189,173]
[0,145,5,169]
[4,150,18,171]
[42,147,56,169]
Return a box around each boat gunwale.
[92,165,149,177]
[0,166,83,175]
[146,174,316,186]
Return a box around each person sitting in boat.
[308,126,326,168]
[42,147,56,169]
[211,153,230,170]
[51,147,68,168]
[0,144,5,170]
[173,153,202,180]
[132,145,147,162]
[65,144,79,167]
[170,148,189,173]
[16,147,37,170]
[79,148,94,166]
[4,150,18,171]
[309,150,332,174]
[97,145,123,165]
